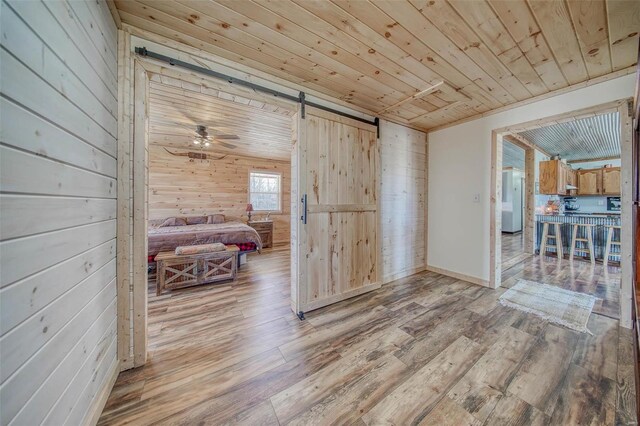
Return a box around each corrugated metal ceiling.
[518,112,619,161]
[503,140,525,170]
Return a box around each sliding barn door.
[293,106,380,314]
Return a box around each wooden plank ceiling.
[148,74,294,160]
[116,0,640,130]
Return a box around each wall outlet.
[598,200,604,206]
[473,193,480,203]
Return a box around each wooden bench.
[155,245,239,295]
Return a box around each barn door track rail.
[134,47,378,132]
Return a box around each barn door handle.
[301,194,307,224]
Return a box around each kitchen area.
[536,158,621,263]
[502,111,623,266]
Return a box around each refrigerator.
[502,169,524,233]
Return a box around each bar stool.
[570,223,596,263]
[603,225,621,266]
[540,221,563,258]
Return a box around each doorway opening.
[500,137,533,271]
[144,70,297,346]
[490,99,633,324]
[119,48,382,368]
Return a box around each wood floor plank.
[483,393,549,426]
[549,363,616,425]
[270,328,411,425]
[419,396,481,426]
[362,336,484,424]
[98,348,286,425]
[448,326,536,422]
[99,248,627,425]
[394,308,484,369]
[572,314,619,381]
[506,324,579,416]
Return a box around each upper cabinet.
[577,169,602,195]
[539,160,567,195]
[602,167,621,195]
[565,165,577,196]
[539,160,576,195]
[539,161,620,196]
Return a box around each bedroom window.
[249,171,282,212]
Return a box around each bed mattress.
[148,221,263,257]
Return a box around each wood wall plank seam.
[0,50,117,157]
[0,45,117,139]
[0,98,118,176]
[42,0,118,81]
[4,0,118,99]
[0,141,118,181]
[3,302,117,426]
[1,0,118,117]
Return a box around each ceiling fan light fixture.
[193,139,200,145]
[204,141,211,147]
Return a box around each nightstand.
[248,220,273,248]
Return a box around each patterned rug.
[499,279,596,334]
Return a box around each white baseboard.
[382,265,427,284]
[426,265,491,287]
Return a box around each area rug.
[499,279,596,334]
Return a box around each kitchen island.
[536,213,621,261]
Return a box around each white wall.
[428,74,635,283]
[0,0,118,424]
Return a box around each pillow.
[208,214,225,224]
[160,217,187,227]
[185,216,208,225]
[175,243,226,255]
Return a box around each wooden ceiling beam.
[567,155,621,164]
[503,133,552,158]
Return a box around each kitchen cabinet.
[578,169,603,195]
[602,167,621,195]
[539,160,575,195]
[565,165,578,195]
[539,160,568,195]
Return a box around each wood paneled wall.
[0,1,118,425]
[379,120,428,283]
[149,145,291,244]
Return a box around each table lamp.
[246,203,254,221]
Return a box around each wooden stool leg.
[604,227,613,266]
[554,223,563,259]
[540,223,549,256]
[586,226,595,263]
[570,224,578,261]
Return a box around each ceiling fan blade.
[212,134,240,140]
[214,140,237,149]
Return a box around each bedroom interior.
[1,0,639,425]
[147,74,294,322]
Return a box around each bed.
[148,215,263,259]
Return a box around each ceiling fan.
[192,125,239,150]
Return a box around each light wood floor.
[99,246,636,425]
[502,232,532,271]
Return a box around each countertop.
[537,212,620,217]
[536,212,620,219]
